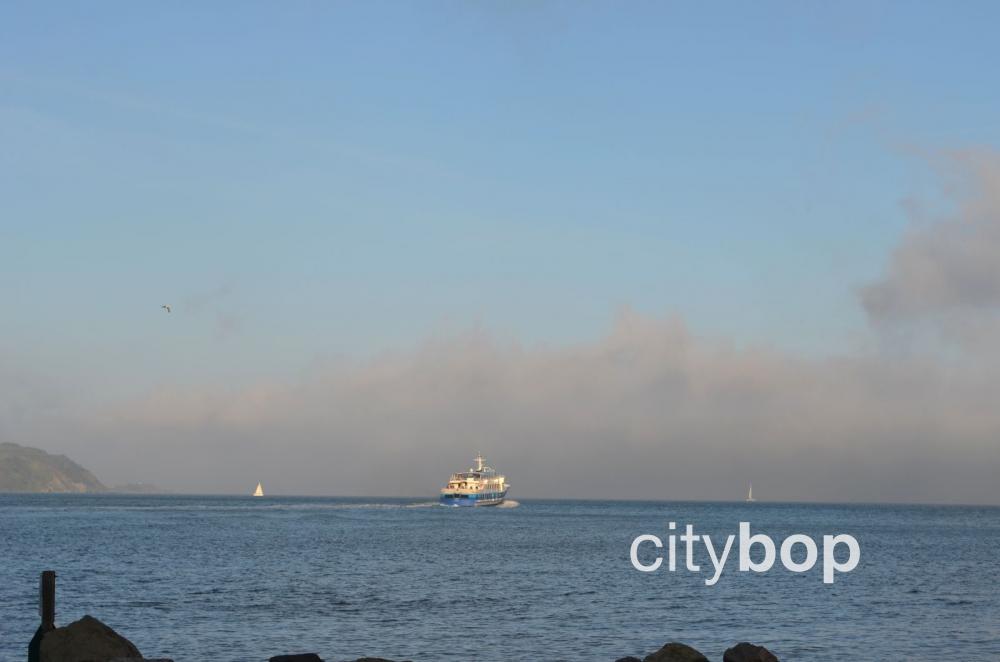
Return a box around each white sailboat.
[746,481,755,502]
[253,482,264,497]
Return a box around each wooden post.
[39,571,56,629]
[28,570,56,662]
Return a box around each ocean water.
[1,495,998,661]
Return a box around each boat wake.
[498,499,520,508]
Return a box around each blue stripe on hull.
[439,490,508,507]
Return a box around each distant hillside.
[0,443,107,493]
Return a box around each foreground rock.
[643,642,710,662]
[40,615,142,662]
[35,617,773,662]
[723,642,779,662]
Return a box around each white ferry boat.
[439,454,509,507]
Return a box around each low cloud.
[860,149,1000,328]
[69,307,999,504]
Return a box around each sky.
[2,2,1000,502]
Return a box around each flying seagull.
[161,304,171,313]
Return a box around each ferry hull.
[439,490,507,507]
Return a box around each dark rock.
[39,615,143,662]
[643,642,710,662]
[615,657,644,662]
[269,656,324,662]
[723,642,779,662]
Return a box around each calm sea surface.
[1,495,998,661]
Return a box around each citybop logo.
[630,522,860,585]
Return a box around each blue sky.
[3,1,1000,398]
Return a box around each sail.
[253,482,264,497]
